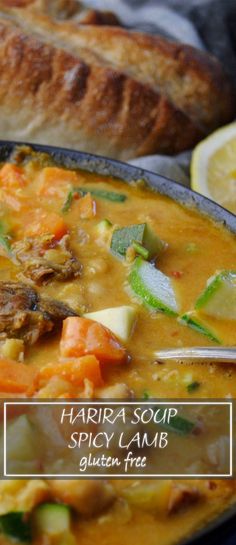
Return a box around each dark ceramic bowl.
[0,140,235,545]
[0,140,234,233]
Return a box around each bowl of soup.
[0,141,235,545]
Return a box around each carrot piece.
[39,167,79,198]
[39,355,103,388]
[0,358,37,395]
[76,193,96,219]
[0,190,25,212]
[0,164,28,210]
[60,317,127,365]
[0,164,27,189]
[25,209,68,240]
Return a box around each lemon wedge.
[191,122,236,214]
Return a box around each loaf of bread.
[3,0,120,25]
[0,2,234,160]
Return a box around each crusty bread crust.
[0,4,234,159]
[1,0,80,14]
[1,0,120,25]
[39,20,234,132]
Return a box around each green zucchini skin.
[195,271,236,320]
[111,223,164,260]
[179,313,221,344]
[0,504,74,544]
[62,187,127,213]
[76,187,127,202]
[129,257,178,317]
[111,224,147,258]
[0,512,31,543]
[160,411,195,435]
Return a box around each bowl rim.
[0,140,235,233]
[0,140,235,545]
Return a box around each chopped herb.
[143,390,150,400]
[141,400,195,434]
[0,222,5,235]
[186,242,198,253]
[0,235,12,256]
[132,240,149,260]
[75,187,127,203]
[62,190,74,213]
[62,187,127,213]
[156,407,195,435]
[187,381,201,393]
[0,222,12,257]
[0,512,31,542]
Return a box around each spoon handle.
[154,347,236,363]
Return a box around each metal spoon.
[154,347,236,363]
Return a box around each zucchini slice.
[195,271,236,320]
[111,223,165,260]
[129,258,178,316]
[179,312,221,344]
[96,218,113,235]
[33,503,71,537]
[95,219,113,245]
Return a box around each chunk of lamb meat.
[12,234,81,284]
[0,282,77,344]
[168,484,200,514]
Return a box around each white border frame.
[3,401,233,478]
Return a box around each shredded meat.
[168,484,200,514]
[12,234,82,284]
[0,281,77,344]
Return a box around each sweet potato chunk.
[60,317,127,364]
[24,209,68,240]
[39,355,103,388]
[0,358,37,394]
[0,164,27,189]
[38,166,79,198]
